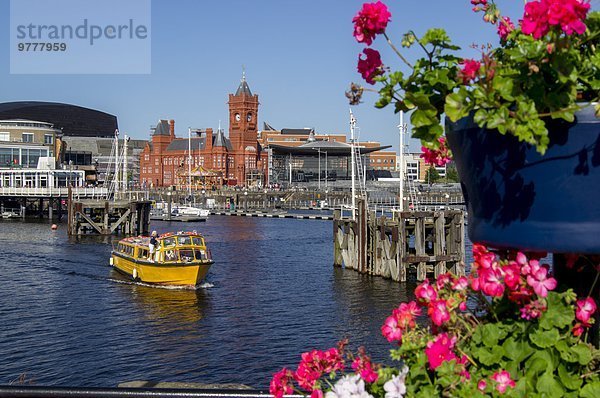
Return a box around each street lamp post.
[317,148,321,191]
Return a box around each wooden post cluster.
[334,207,465,281]
[67,197,151,236]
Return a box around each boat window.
[179,249,194,262]
[178,236,192,246]
[194,249,207,260]
[162,237,176,247]
[192,237,204,246]
[138,248,148,259]
[164,249,179,262]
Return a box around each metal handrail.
[0,385,298,398]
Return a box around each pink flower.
[515,252,528,266]
[522,0,551,39]
[458,59,481,84]
[421,137,451,166]
[311,390,323,398]
[424,333,457,369]
[436,273,452,290]
[381,314,403,342]
[491,370,516,393]
[352,1,391,45]
[452,276,469,291]
[497,16,515,40]
[415,280,437,304]
[428,299,451,326]
[352,355,379,383]
[522,0,590,39]
[477,379,487,391]
[520,299,547,320]
[479,267,505,297]
[526,265,557,297]
[357,48,383,85]
[546,0,590,35]
[270,368,295,398]
[575,297,597,324]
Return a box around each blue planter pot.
[445,104,600,253]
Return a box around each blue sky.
[1,0,598,150]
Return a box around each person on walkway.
[149,231,159,262]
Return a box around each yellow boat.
[110,231,214,287]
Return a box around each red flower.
[396,301,421,329]
[270,368,295,398]
[352,1,392,45]
[351,355,379,383]
[424,333,457,369]
[458,59,481,84]
[357,48,383,85]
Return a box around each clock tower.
[228,72,259,150]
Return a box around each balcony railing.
[0,187,109,198]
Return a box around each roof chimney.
[169,119,175,137]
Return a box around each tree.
[425,166,441,184]
[445,163,460,183]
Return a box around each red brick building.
[139,76,268,188]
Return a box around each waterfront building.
[0,119,60,169]
[395,153,447,182]
[139,75,268,188]
[62,136,147,187]
[0,101,118,138]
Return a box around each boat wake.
[108,278,214,290]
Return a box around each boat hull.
[111,252,213,287]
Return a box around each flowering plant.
[348,1,600,163]
[271,246,600,397]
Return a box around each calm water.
[0,216,423,388]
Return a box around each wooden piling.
[333,208,465,282]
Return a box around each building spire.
[235,66,253,96]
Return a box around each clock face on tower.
[235,113,241,121]
[247,113,252,122]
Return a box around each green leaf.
[580,381,600,398]
[480,323,508,347]
[503,338,535,363]
[537,372,565,397]
[526,350,554,377]
[571,344,592,365]
[444,90,469,122]
[529,328,560,348]
[539,292,575,330]
[557,363,583,391]
[411,109,437,128]
[492,76,515,101]
[474,345,504,366]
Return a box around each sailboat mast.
[350,110,356,221]
[399,111,405,211]
[123,134,128,192]
[114,129,119,194]
[188,127,192,197]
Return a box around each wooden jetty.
[67,190,151,236]
[333,199,465,281]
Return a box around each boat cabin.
[115,232,211,264]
